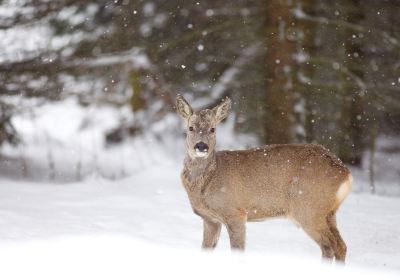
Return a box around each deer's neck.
[183,152,217,192]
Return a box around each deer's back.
[209,144,351,221]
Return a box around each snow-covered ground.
[0,98,400,278]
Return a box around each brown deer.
[176,95,352,262]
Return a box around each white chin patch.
[195,149,208,158]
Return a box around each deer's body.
[182,144,350,223]
[176,95,351,262]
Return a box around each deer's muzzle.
[194,142,209,157]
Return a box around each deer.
[176,94,352,262]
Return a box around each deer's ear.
[176,94,193,121]
[213,97,231,124]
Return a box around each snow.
[0,238,398,280]
[0,24,52,63]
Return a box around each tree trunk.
[338,0,365,166]
[298,0,316,143]
[264,0,297,144]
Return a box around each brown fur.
[176,95,351,262]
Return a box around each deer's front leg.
[226,217,246,250]
[202,218,222,249]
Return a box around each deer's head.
[176,95,231,159]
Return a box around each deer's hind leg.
[294,214,337,261]
[326,211,347,262]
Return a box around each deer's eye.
[210,128,215,133]
[189,126,194,131]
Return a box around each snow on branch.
[73,48,151,70]
[0,0,84,30]
[339,65,367,92]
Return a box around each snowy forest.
[0,0,400,278]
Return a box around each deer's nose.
[194,142,209,152]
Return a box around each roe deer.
[176,95,352,262]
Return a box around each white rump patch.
[336,174,352,204]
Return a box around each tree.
[337,0,365,166]
[264,0,297,144]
